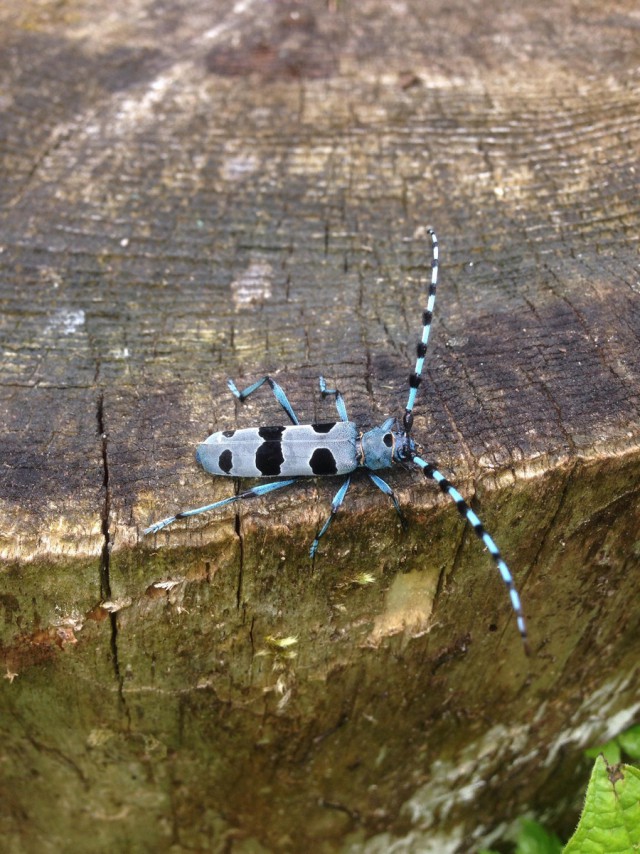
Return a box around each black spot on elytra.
[309,447,337,475]
[258,426,285,440]
[218,449,233,473]
[222,430,235,438]
[312,423,336,433]
[256,441,284,475]
[383,433,393,447]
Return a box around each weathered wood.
[1,0,640,850]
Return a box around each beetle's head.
[392,430,419,463]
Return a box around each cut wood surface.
[1,1,639,851]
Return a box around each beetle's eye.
[383,433,393,448]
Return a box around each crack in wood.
[97,392,111,602]
[234,483,245,610]
[527,460,579,586]
[96,391,130,723]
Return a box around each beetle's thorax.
[358,420,417,470]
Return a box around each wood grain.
[1,1,639,850]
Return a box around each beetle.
[145,229,528,652]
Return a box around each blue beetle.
[146,230,528,652]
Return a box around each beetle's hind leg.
[144,478,299,535]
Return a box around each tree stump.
[1,1,639,850]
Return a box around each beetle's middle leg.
[309,475,351,558]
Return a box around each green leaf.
[584,740,621,764]
[617,725,640,762]
[516,818,563,854]
[563,756,640,853]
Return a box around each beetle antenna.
[403,228,439,435]
[413,455,530,654]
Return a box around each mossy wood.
[1,1,639,851]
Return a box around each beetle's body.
[146,229,530,653]
[197,422,360,478]
[196,420,413,478]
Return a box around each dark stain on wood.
[205,2,338,80]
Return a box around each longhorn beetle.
[145,229,528,653]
